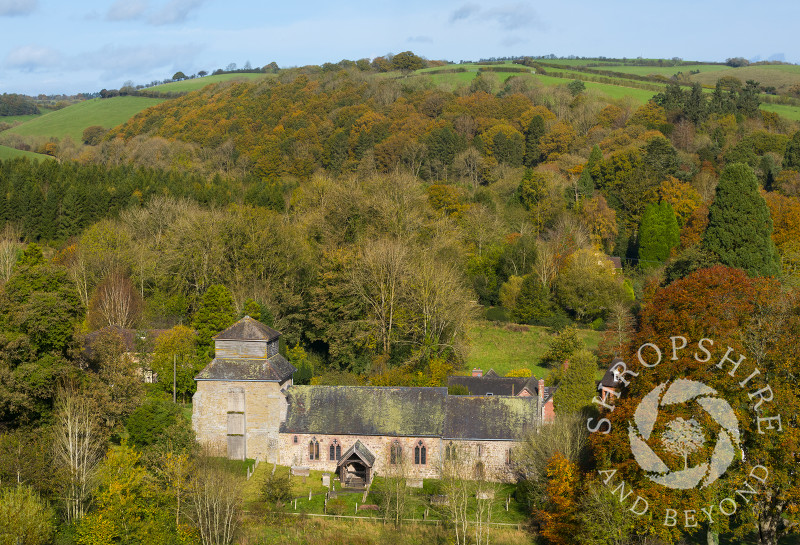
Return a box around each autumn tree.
[536,452,581,545]
[0,485,55,545]
[702,163,780,276]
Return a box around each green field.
[0,112,44,124]
[595,63,729,77]
[150,72,270,93]
[691,64,800,92]
[761,102,800,121]
[465,320,601,379]
[4,96,164,143]
[0,144,49,160]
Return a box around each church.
[192,316,552,483]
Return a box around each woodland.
[0,54,799,545]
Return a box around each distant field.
[465,320,601,379]
[691,64,800,92]
[5,96,164,143]
[597,64,729,77]
[0,144,49,160]
[0,112,43,124]
[761,102,800,121]
[150,72,269,93]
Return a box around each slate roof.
[338,440,376,467]
[83,326,168,360]
[280,386,447,437]
[443,396,538,440]
[213,316,281,342]
[598,357,625,390]
[281,386,539,440]
[195,354,295,382]
[447,375,539,397]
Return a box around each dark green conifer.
[638,201,680,268]
[702,163,780,277]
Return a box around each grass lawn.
[150,72,270,93]
[0,144,50,161]
[465,320,600,378]
[5,96,164,143]
[0,112,44,124]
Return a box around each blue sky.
[1,0,798,96]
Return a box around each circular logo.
[628,379,740,490]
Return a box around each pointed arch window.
[330,439,341,461]
[309,438,319,460]
[390,441,402,464]
[414,440,426,465]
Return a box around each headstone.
[291,466,310,477]
[476,490,496,500]
[322,473,330,488]
[407,477,424,488]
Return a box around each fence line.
[282,511,524,529]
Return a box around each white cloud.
[4,45,60,71]
[449,2,545,31]
[0,0,36,16]
[106,0,149,21]
[449,3,480,23]
[148,0,205,25]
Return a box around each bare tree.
[379,445,413,528]
[352,238,408,355]
[0,223,22,284]
[52,386,104,523]
[188,453,242,545]
[88,269,143,329]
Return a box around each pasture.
[3,96,164,143]
[150,72,270,93]
[465,320,601,379]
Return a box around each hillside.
[148,72,271,94]
[2,95,163,144]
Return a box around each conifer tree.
[783,130,800,171]
[638,201,680,268]
[524,115,545,167]
[702,163,780,277]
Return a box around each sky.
[1,0,798,96]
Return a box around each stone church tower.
[192,316,296,461]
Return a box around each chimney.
[538,378,545,405]
[472,368,483,377]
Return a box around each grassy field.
[0,144,49,160]
[150,72,270,93]
[587,63,728,77]
[0,112,45,124]
[465,320,600,378]
[761,102,800,121]
[4,96,164,143]
[690,64,800,92]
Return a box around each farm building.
[192,316,546,483]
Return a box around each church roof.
[213,316,281,342]
[281,386,447,437]
[280,386,539,440]
[443,395,537,440]
[195,353,295,382]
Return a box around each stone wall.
[278,433,516,482]
[192,379,288,460]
